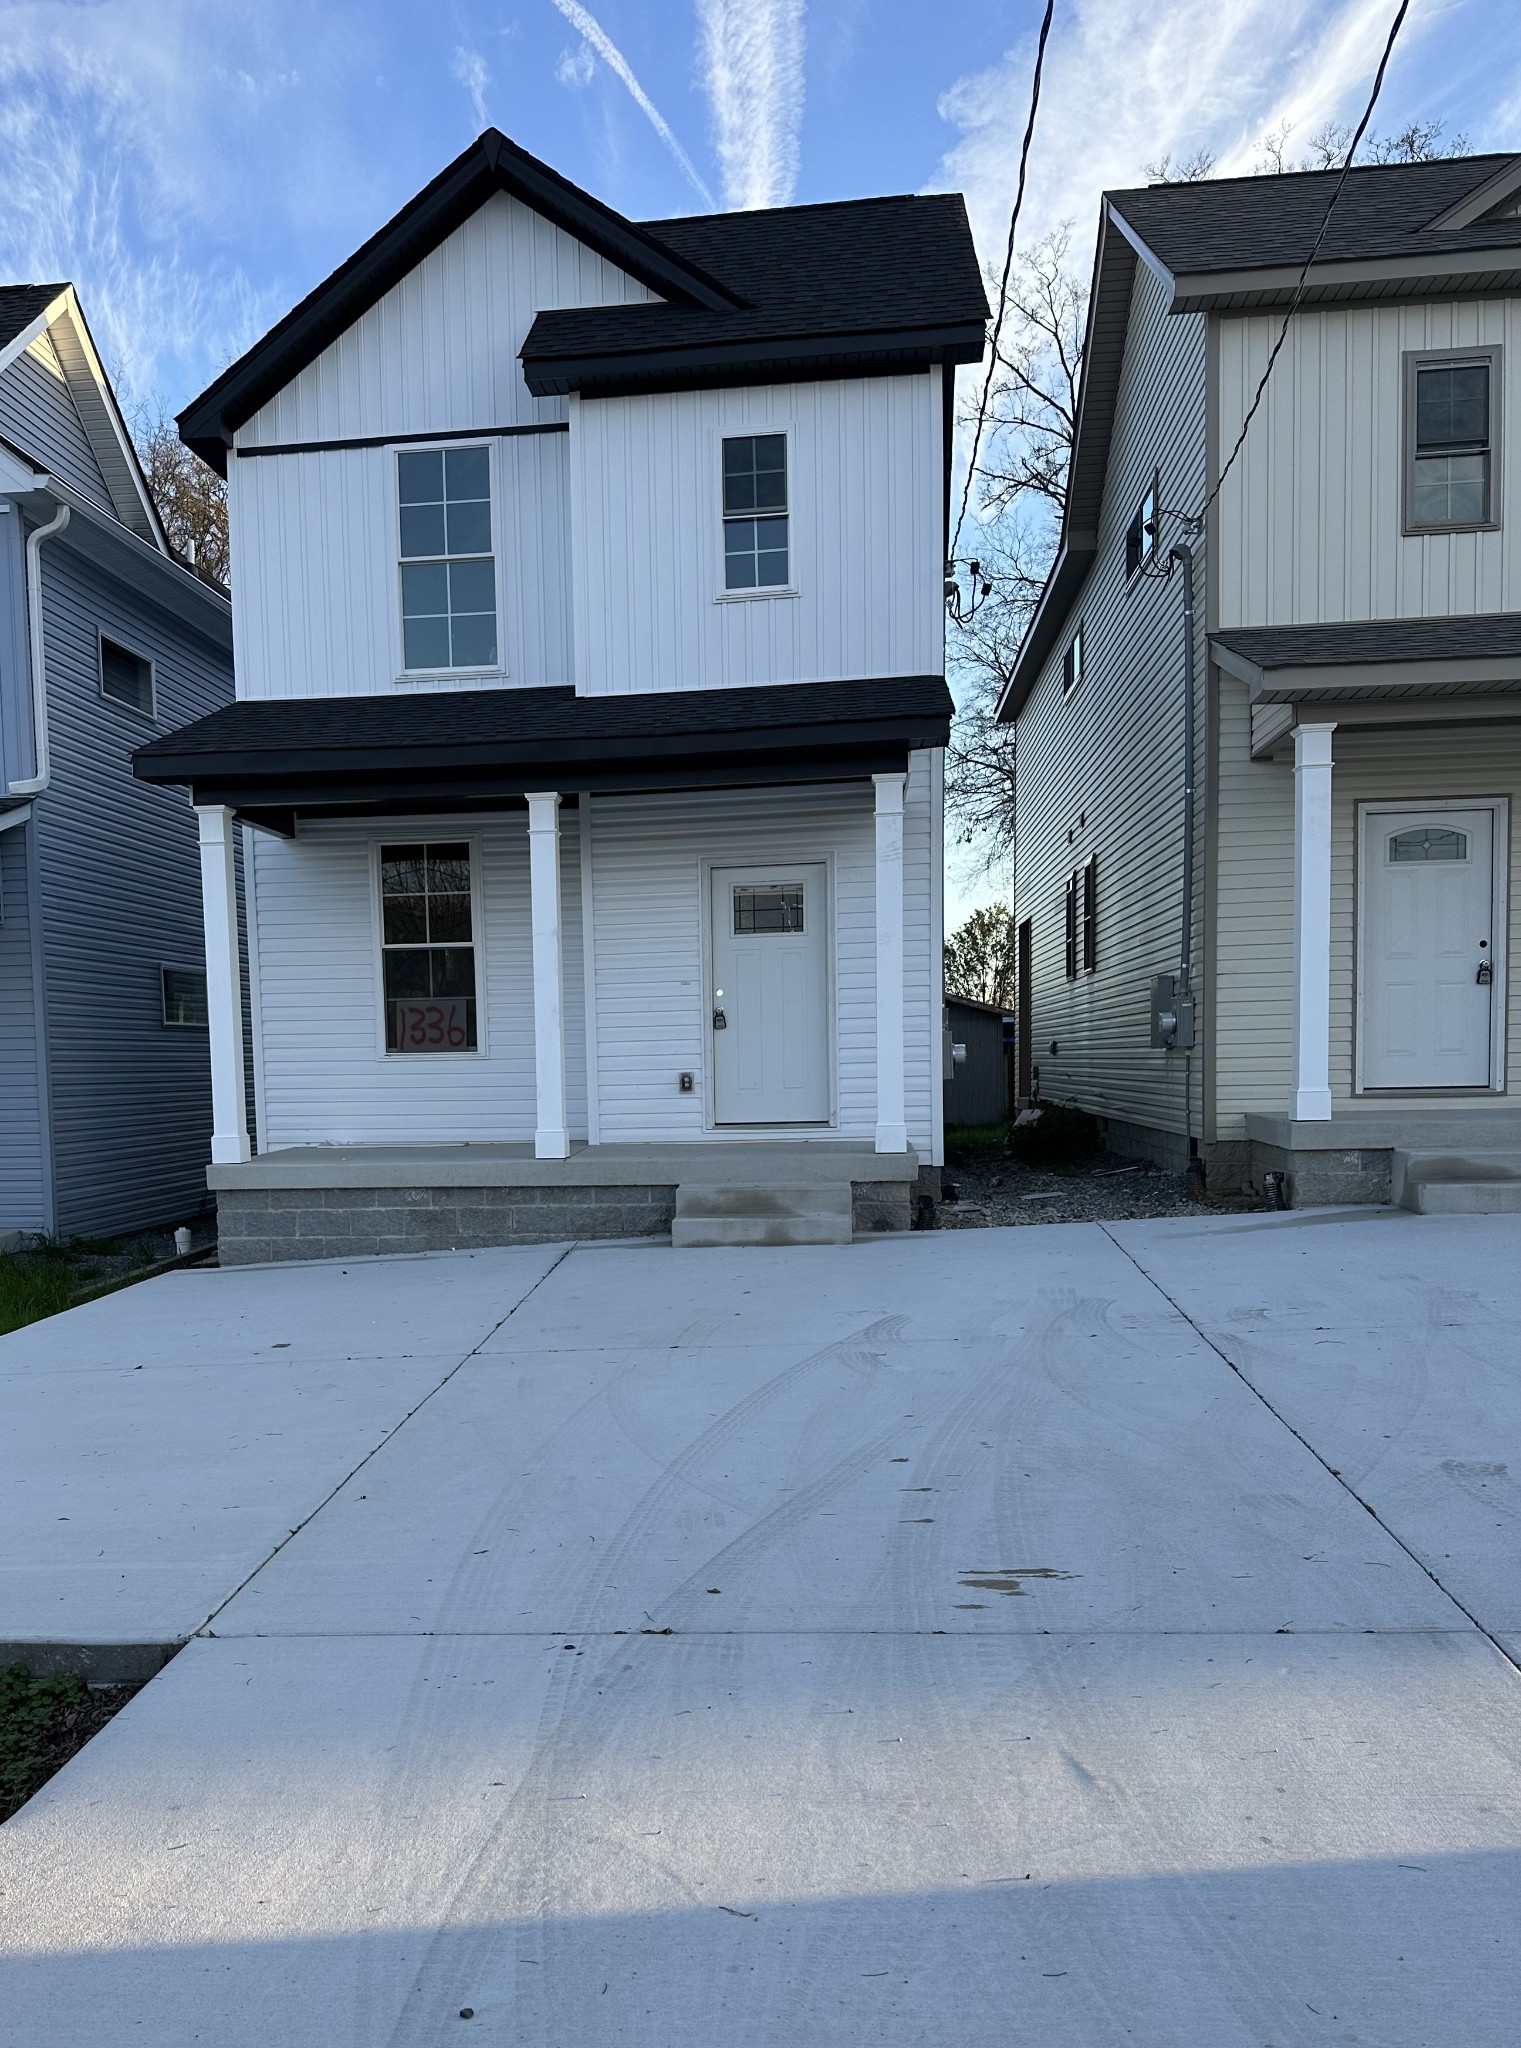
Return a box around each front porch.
[208,1139,925,1263]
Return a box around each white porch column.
[873,771,908,1153]
[1291,722,1336,1122]
[526,791,570,1159]
[194,804,250,1165]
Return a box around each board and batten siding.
[584,759,937,1154]
[571,373,942,694]
[249,811,587,1149]
[1217,298,1521,627]
[0,336,116,515]
[1212,711,1521,1130]
[34,540,232,1237]
[1013,258,1207,1146]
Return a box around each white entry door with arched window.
[1357,802,1507,1091]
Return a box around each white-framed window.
[397,446,498,671]
[1404,348,1501,533]
[162,965,208,1026]
[377,839,480,1053]
[721,432,790,590]
[100,634,154,718]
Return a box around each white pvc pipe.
[8,499,71,797]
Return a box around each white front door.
[1359,805,1500,1090]
[710,864,830,1124]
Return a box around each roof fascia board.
[0,299,64,382]
[994,540,1097,723]
[1210,641,1263,688]
[12,479,231,642]
[178,131,743,472]
[48,290,167,549]
[1424,155,1521,231]
[1245,651,1521,700]
[1172,244,1521,311]
[522,322,987,396]
[1102,201,1178,293]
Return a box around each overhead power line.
[1192,0,1412,526]
[950,0,1056,572]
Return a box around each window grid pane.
[381,842,477,1051]
[722,435,789,590]
[399,447,497,669]
[1388,827,1469,863]
[733,884,805,935]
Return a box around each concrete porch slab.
[208,1140,922,1191]
[1244,1109,1521,1151]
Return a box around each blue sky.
[1,0,1516,419]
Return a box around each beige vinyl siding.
[1211,715,1521,1131]
[1217,298,1521,627]
[1013,258,1207,1142]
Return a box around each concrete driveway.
[1,1211,1518,2045]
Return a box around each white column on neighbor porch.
[526,790,570,1160]
[873,771,908,1153]
[1291,722,1337,1122]
[194,804,250,1165]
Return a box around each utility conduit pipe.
[7,497,71,797]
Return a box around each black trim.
[521,322,987,398]
[235,421,569,460]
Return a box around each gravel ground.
[938,1151,1263,1228]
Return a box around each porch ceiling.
[132,676,953,828]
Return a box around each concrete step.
[671,1182,854,1248]
[1394,1148,1521,1214]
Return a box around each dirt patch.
[1,1664,141,1824]
[938,1151,1260,1229]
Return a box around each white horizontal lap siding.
[0,340,115,514]
[587,782,934,1151]
[1014,261,1207,1141]
[227,432,571,698]
[252,810,586,1148]
[572,373,941,694]
[239,193,656,447]
[1218,299,1521,626]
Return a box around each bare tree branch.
[132,405,229,590]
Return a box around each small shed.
[943,994,1013,1130]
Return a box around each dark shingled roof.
[521,194,989,382]
[0,283,66,350]
[1109,154,1521,277]
[1212,615,1521,671]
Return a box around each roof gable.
[179,129,746,471]
[0,285,164,546]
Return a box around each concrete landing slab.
[1109,1211,1521,1641]
[3,1631,1517,2047]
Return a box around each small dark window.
[162,967,208,1027]
[733,883,804,934]
[1406,353,1497,531]
[1062,623,1085,695]
[1125,477,1159,578]
[1064,872,1079,981]
[101,638,153,716]
[1081,856,1098,973]
[380,841,478,1052]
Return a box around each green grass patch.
[0,1664,139,1824]
[944,1121,1011,1169]
[0,1256,80,1338]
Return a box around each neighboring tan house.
[135,130,986,1257]
[999,152,1521,1211]
[0,284,234,1244]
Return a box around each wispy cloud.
[452,45,491,132]
[935,0,1454,271]
[549,0,716,208]
[696,0,807,210]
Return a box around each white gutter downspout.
[7,499,71,797]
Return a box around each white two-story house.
[1001,152,1521,1211]
[137,130,986,1258]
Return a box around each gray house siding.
[33,538,231,1237]
[0,340,115,516]
[1012,258,1208,1161]
[0,819,49,1237]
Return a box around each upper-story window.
[100,635,154,717]
[398,447,498,671]
[1125,475,1159,579]
[1061,622,1085,695]
[722,434,789,590]
[1405,350,1500,533]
